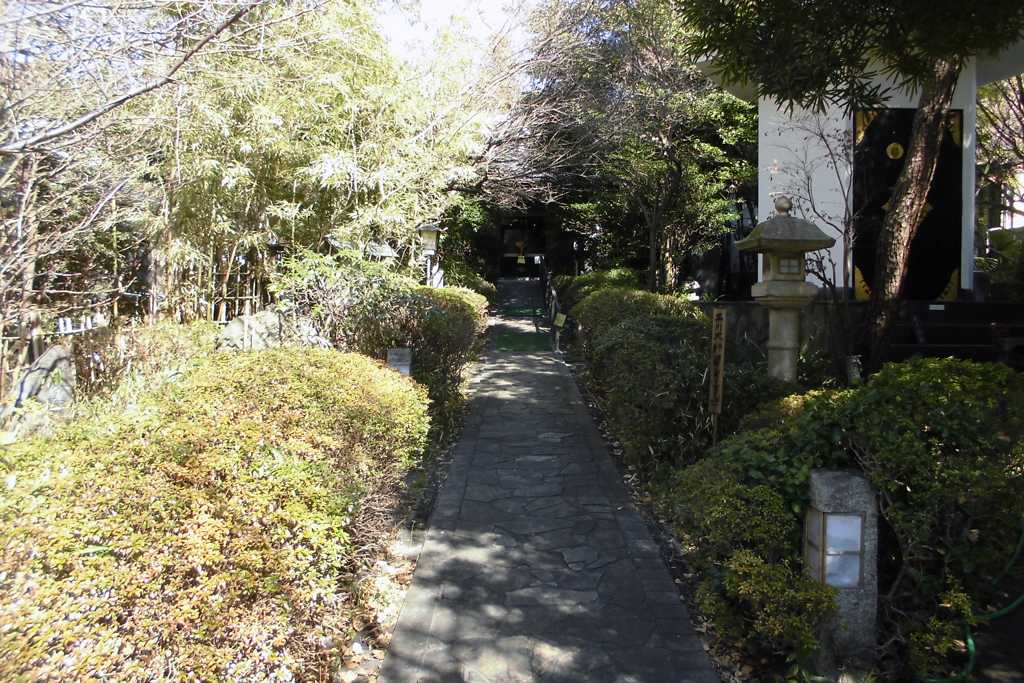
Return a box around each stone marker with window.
[807,469,878,683]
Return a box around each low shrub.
[699,550,839,668]
[560,268,642,313]
[572,287,695,362]
[665,406,848,670]
[592,314,796,472]
[666,358,1024,678]
[71,320,220,399]
[552,274,574,300]
[443,261,498,307]
[273,249,420,353]
[669,448,840,669]
[839,358,1024,676]
[406,286,488,411]
[0,348,429,681]
[274,251,487,416]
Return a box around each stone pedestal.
[751,280,818,382]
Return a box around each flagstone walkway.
[377,279,717,683]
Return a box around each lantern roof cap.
[736,197,837,253]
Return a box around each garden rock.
[12,344,76,408]
[218,308,330,351]
[1,344,76,434]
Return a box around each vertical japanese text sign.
[709,309,727,414]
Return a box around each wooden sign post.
[709,309,727,446]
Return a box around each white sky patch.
[375,0,534,64]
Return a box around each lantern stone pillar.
[736,197,836,382]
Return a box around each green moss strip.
[496,332,550,352]
[499,306,544,317]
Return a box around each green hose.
[917,520,1024,683]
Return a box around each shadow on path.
[377,281,716,683]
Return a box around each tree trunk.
[648,219,658,290]
[860,57,961,374]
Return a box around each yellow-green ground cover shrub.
[0,348,429,681]
[666,358,1024,677]
[71,320,220,398]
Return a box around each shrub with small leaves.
[591,313,796,472]
[666,444,841,668]
[572,287,696,362]
[669,358,1024,677]
[71,320,220,398]
[0,348,429,682]
[701,550,838,666]
[560,268,642,313]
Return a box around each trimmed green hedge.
[588,310,794,473]
[273,251,487,413]
[0,348,429,681]
[664,358,1024,677]
[572,287,695,362]
[560,268,642,313]
[406,286,488,409]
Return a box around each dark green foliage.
[671,454,796,565]
[667,358,1024,676]
[552,274,574,300]
[700,550,839,667]
[682,0,1024,112]
[273,249,419,352]
[0,348,430,681]
[591,312,795,472]
[663,391,848,667]
[839,359,1024,674]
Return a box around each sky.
[374,0,533,63]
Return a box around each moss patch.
[496,332,550,352]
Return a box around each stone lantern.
[735,197,835,381]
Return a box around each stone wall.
[697,301,864,367]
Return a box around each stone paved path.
[377,279,717,683]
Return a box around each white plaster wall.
[757,102,851,285]
[756,63,980,292]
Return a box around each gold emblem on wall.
[886,142,904,160]
[938,268,959,301]
[855,267,871,300]
[856,111,878,145]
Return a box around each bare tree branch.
[1,0,264,155]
